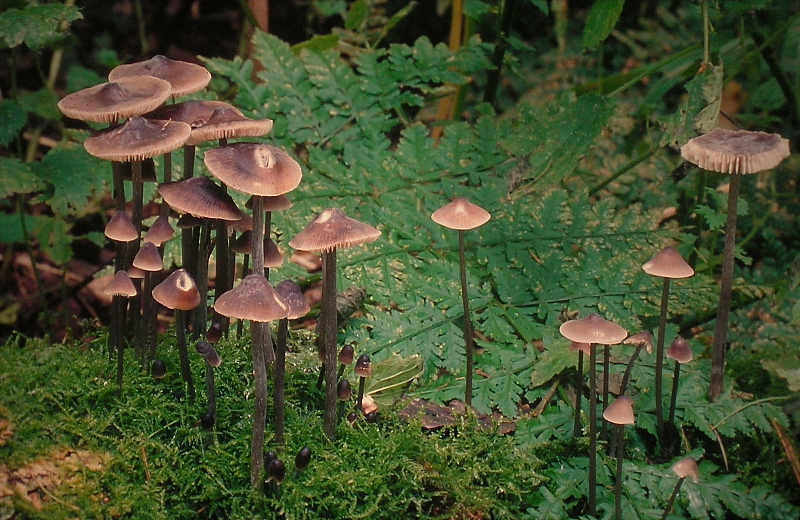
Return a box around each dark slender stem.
[619,343,644,397]
[573,350,584,437]
[458,230,474,407]
[668,361,682,426]
[483,0,517,107]
[710,173,740,401]
[615,424,625,520]
[236,254,250,339]
[588,344,597,517]
[322,249,339,440]
[602,345,610,441]
[175,310,195,402]
[655,277,671,444]
[115,295,125,391]
[193,221,212,338]
[206,365,216,418]
[356,376,366,413]
[661,477,686,520]
[275,318,288,446]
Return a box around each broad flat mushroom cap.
[681,128,790,175]
[103,270,137,297]
[108,55,211,97]
[143,100,240,126]
[642,246,694,279]
[275,280,311,320]
[204,142,302,197]
[603,395,635,425]
[105,210,139,242]
[84,117,191,162]
[214,274,288,322]
[289,208,381,253]
[184,107,274,146]
[559,313,628,345]
[152,269,201,310]
[431,197,491,230]
[58,76,171,123]
[158,176,242,221]
[667,336,693,364]
[672,457,700,483]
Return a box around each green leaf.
[582,0,625,51]
[365,353,424,407]
[291,34,340,54]
[345,0,369,31]
[65,64,105,94]
[0,3,82,50]
[0,211,47,244]
[0,99,26,147]
[16,87,61,121]
[530,336,574,388]
[31,146,109,215]
[33,215,72,264]
[660,63,724,148]
[0,156,44,198]
[527,0,550,15]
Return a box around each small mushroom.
[603,395,635,520]
[666,336,693,427]
[196,340,221,423]
[354,354,372,414]
[663,457,700,518]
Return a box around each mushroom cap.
[151,359,167,379]
[681,128,790,175]
[105,210,139,242]
[144,215,175,246]
[431,197,491,230]
[288,208,381,253]
[143,100,240,127]
[294,447,312,472]
[204,143,302,197]
[266,458,286,484]
[559,313,628,345]
[127,265,146,279]
[84,117,191,162]
[58,76,172,123]
[603,395,635,425]
[247,194,293,212]
[338,344,355,365]
[152,269,201,310]
[108,55,211,98]
[184,107,273,146]
[213,274,288,322]
[103,270,137,297]
[642,246,694,279]
[158,176,242,221]
[230,232,283,266]
[354,354,372,377]
[623,330,654,354]
[195,340,222,368]
[666,336,693,364]
[275,280,310,320]
[132,242,163,272]
[672,457,700,483]
[568,341,591,355]
[337,379,352,401]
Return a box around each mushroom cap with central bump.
[204,143,302,197]
[642,246,694,279]
[603,395,635,425]
[559,313,628,345]
[105,210,139,242]
[84,117,191,162]
[58,76,172,123]
[681,128,790,175]
[144,215,175,246]
[623,330,653,354]
[672,457,700,483]
[214,274,288,322]
[108,55,211,98]
[184,107,273,146]
[152,269,201,311]
[144,100,241,127]
[132,242,163,272]
[158,176,242,221]
[667,336,693,364]
[431,197,491,230]
[275,280,310,320]
[103,270,137,297]
[289,208,381,253]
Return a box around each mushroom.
[603,395,635,520]
[132,241,163,365]
[103,269,137,385]
[430,197,490,407]
[108,55,211,98]
[569,341,591,437]
[294,446,312,476]
[663,457,700,519]
[642,245,694,443]
[195,340,222,424]
[619,330,653,398]
[288,208,380,440]
[681,128,790,400]
[666,336,693,427]
[354,354,372,415]
[559,313,627,517]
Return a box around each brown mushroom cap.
[158,176,242,221]
[559,313,628,345]
[642,246,694,279]
[105,210,139,242]
[84,117,191,162]
[230,232,283,266]
[204,143,303,197]
[132,242,163,272]
[623,330,654,355]
[108,55,211,98]
[103,270,137,297]
[288,208,381,253]
[672,457,700,483]
[431,197,491,230]
[196,340,222,368]
[185,107,274,146]
[152,269,201,310]
[666,336,693,364]
[144,215,175,246]
[143,100,240,127]
[275,280,311,320]
[245,194,293,212]
[602,395,635,425]
[214,274,289,322]
[681,128,790,175]
[127,265,146,279]
[354,354,372,378]
[58,76,172,123]
[568,341,591,355]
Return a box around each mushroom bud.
[295,447,312,473]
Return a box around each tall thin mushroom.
[603,395,635,520]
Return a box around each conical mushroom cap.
[152,269,201,310]
[185,107,273,146]
[559,313,628,345]
[642,246,694,279]
[132,242,163,272]
[204,143,302,196]
[666,336,693,364]
[143,100,240,126]
[84,117,191,162]
[214,274,288,322]
[275,280,310,320]
[623,330,654,354]
[105,210,139,242]
[603,395,635,425]
[158,176,242,221]
[58,76,171,123]
[681,128,790,175]
[289,208,381,253]
[431,197,491,230]
[108,55,211,97]
[103,270,137,297]
[144,215,175,246]
[672,457,700,482]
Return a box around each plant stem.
[668,361,682,426]
[619,343,644,397]
[655,277,671,444]
[175,310,195,403]
[701,0,710,65]
[458,230,475,407]
[322,249,339,440]
[661,477,685,520]
[206,365,216,418]
[588,343,597,517]
[573,350,584,437]
[275,317,288,446]
[483,0,517,108]
[615,424,625,520]
[710,173,740,401]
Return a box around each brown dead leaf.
[0,419,13,446]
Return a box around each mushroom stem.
[356,375,366,414]
[321,248,339,440]
[573,350,584,437]
[619,342,644,398]
[275,317,288,446]
[655,277,671,444]
[206,364,216,418]
[175,309,195,403]
[614,423,626,520]
[236,253,250,339]
[457,229,475,407]
[193,221,213,338]
[181,145,198,329]
[601,345,610,441]
[114,295,125,391]
[661,477,686,520]
[588,343,598,517]
[668,360,682,426]
[213,219,230,336]
[710,172,741,401]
